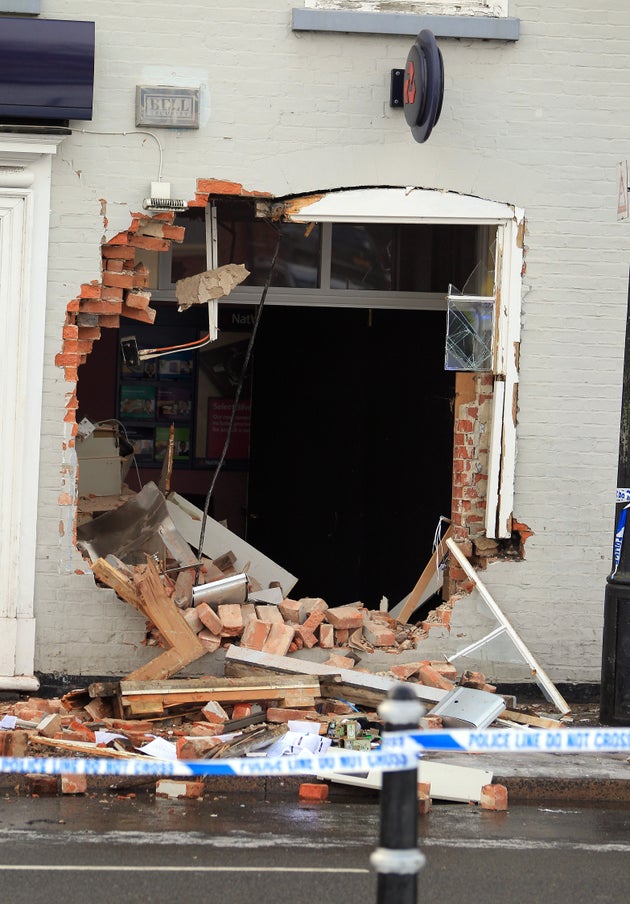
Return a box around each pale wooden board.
[167,493,297,595]
[392,525,453,624]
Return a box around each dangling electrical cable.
[195,226,283,579]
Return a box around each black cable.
[195,226,282,579]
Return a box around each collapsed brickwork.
[55,179,529,645]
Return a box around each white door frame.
[0,134,65,690]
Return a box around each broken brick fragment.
[298,783,329,802]
[480,783,508,811]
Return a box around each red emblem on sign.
[404,60,416,105]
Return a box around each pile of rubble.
[3,479,572,806]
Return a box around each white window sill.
[291,9,520,41]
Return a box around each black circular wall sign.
[403,29,444,144]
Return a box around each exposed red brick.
[102,270,135,289]
[98,315,121,329]
[127,234,170,252]
[102,243,134,259]
[80,283,101,298]
[120,304,156,324]
[79,299,122,314]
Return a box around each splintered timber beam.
[445,538,570,715]
[92,556,206,681]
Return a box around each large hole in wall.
[67,192,527,616]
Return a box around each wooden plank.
[125,646,197,683]
[501,709,565,730]
[124,558,206,681]
[395,525,453,624]
[91,557,148,617]
[120,675,321,695]
[31,736,145,759]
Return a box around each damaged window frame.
[144,190,523,540]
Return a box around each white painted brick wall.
[31,0,630,680]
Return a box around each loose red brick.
[232,703,253,720]
[325,605,363,630]
[61,774,87,795]
[218,603,244,637]
[201,699,229,723]
[27,775,59,796]
[480,783,508,811]
[198,628,221,652]
[262,622,295,656]
[324,653,355,670]
[196,602,223,634]
[120,304,156,324]
[256,605,284,624]
[362,620,396,647]
[279,598,305,624]
[176,736,221,760]
[319,623,334,648]
[156,779,205,800]
[303,609,326,632]
[293,624,318,649]
[416,664,456,691]
[298,783,329,802]
[0,730,29,756]
[240,618,271,650]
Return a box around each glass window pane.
[170,208,207,283]
[329,223,495,294]
[217,200,320,288]
[395,224,495,295]
[330,223,394,290]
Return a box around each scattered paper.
[0,715,17,730]
[137,736,178,760]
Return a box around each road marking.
[0,865,370,873]
[420,838,630,853]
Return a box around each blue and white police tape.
[1,728,630,778]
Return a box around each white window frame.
[222,187,524,540]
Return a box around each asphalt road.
[0,793,630,903]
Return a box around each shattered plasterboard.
[166,492,297,596]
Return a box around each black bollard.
[370,684,426,904]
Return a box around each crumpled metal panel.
[76,481,197,567]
